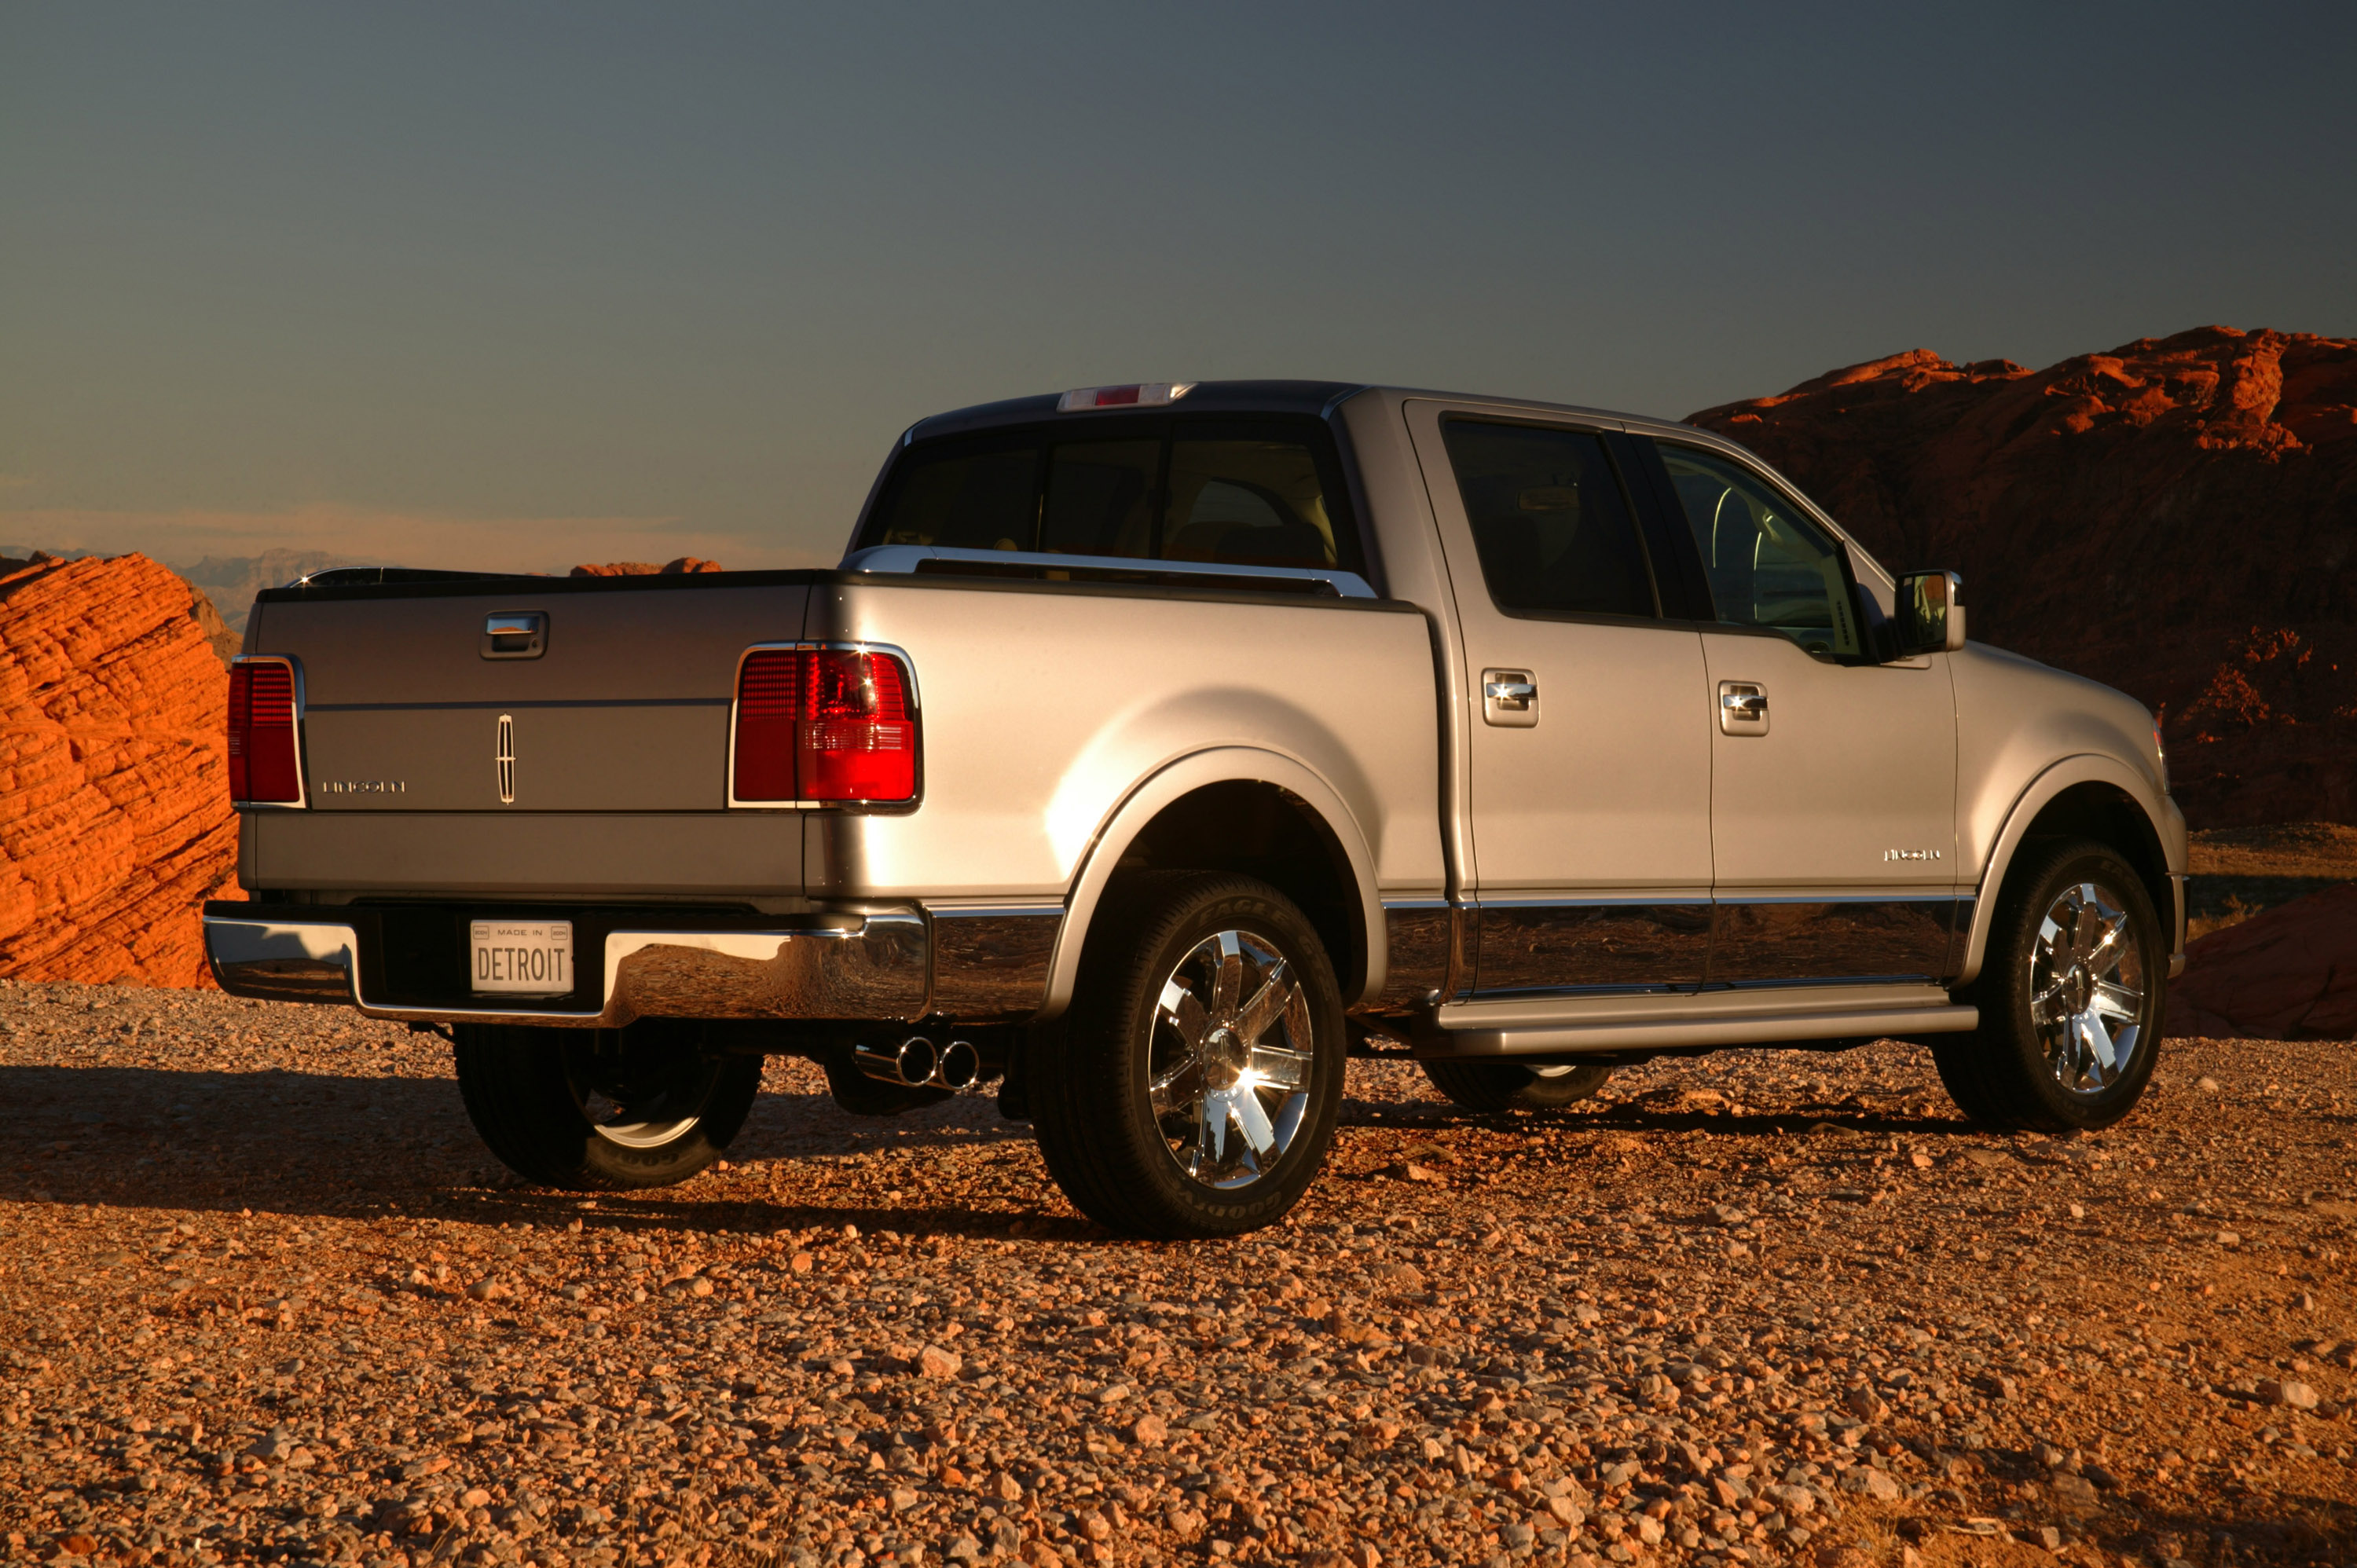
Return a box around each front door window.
[1658,445,1861,658]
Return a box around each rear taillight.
[731,650,801,802]
[227,658,303,804]
[731,646,918,806]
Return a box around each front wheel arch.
[1960,766,2177,987]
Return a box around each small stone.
[2260,1378,2320,1409]
[1844,1386,1888,1423]
[1837,1467,1901,1500]
[990,1471,1023,1502]
[2196,1076,2221,1093]
[2033,1525,2064,1551]
[1131,1412,1167,1446]
[946,1535,984,1563]
[790,1251,813,1273]
[889,1486,919,1511]
[918,1344,963,1379]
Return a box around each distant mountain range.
[1689,324,2357,830]
[172,549,367,632]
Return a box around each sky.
[4,3,2354,575]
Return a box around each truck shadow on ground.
[4,1061,2012,1234]
[0,1062,1035,1231]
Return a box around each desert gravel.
[2,977,2353,1568]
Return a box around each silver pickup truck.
[205,379,2186,1237]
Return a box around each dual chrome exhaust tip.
[853,1035,982,1092]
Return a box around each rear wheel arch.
[1960,763,2175,987]
[1039,750,1383,1021]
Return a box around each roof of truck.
[906,379,1693,442]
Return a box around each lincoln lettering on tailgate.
[470,920,574,995]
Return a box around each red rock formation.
[569,557,724,577]
[2168,882,2357,1040]
[1688,327,2357,828]
[0,553,238,986]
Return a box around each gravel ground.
[3,977,2353,1568]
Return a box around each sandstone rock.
[2260,1377,2320,1409]
[917,1343,962,1378]
[2168,885,2357,1039]
[1688,327,2357,828]
[569,557,725,577]
[0,552,239,986]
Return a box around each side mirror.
[1893,570,1965,655]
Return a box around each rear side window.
[860,418,1362,573]
[866,441,1038,552]
[1655,444,1861,658]
[1041,440,1160,558]
[1439,419,1656,619]
[1164,434,1344,570]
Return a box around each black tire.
[821,1051,951,1117]
[453,1020,761,1190]
[1031,872,1346,1239]
[1421,1059,1612,1112]
[1932,837,2167,1133]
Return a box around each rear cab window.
[1438,417,1659,620]
[860,416,1365,577]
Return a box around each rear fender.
[1038,747,1384,1021]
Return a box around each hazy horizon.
[5,4,2353,573]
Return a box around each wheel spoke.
[1197,1092,1228,1167]
[1149,1056,1204,1118]
[1234,961,1295,1043]
[2089,979,2143,1021]
[1159,982,1210,1050]
[1225,1085,1279,1157]
[1247,1042,1313,1091]
[1209,931,1244,1017]
[2077,1010,2118,1073]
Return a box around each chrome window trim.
[724,639,923,813]
[841,544,1378,601]
[229,653,309,811]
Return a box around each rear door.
[1406,402,1713,998]
[1637,438,1961,984]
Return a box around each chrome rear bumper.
[203,905,958,1028]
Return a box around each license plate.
[470,920,574,995]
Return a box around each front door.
[1644,439,1961,984]
[1407,403,1714,998]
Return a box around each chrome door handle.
[1485,680,1536,708]
[1481,668,1538,727]
[1717,680,1769,735]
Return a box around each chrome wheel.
[563,1031,719,1149]
[1146,929,1315,1189]
[2029,880,2148,1096]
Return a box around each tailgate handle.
[482,611,548,660]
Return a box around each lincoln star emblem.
[497,713,515,804]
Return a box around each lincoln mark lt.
[205,379,2187,1237]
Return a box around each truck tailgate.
[252,577,812,813]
